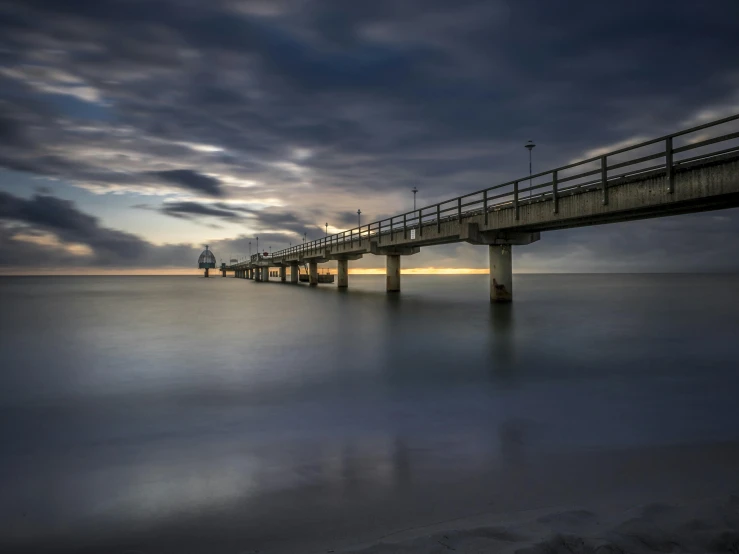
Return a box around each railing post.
[514,181,519,220]
[483,189,488,225]
[437,204,441,233]
[552,170,559,214]
[457,197,462,221]
[666,136,674,193]
[403,213,407,239]
[601,155,608,206]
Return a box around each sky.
[1,0,739,274]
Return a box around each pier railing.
[266,113,739,261]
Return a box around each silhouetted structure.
[197,245,216,277]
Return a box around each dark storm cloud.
[155,199,322,239]
[0,191,197,267]
[1,0,739,269]
[149,170,224,197]
[158,201,241,220]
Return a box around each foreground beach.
[331,441,739,554]
[346,495,739,553]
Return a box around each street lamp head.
[525,140,536,151]
[412,186,418,194]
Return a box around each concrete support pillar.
[290,263,299,283]
[489,245,513,303]
[255,267,262,282]
[280,266,286,282]
[264,267,270,282]
[249,268,253,279]
[386,255,400,292]
[222,269,226,277]
[204,268,209,278]
[309,261,318,287]
[338,259,349,288]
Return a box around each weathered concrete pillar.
[204,268,209,278]
[290,262,299,283]
[338,259,349,288]
[248,268,253,279]
[386,254,400,292]
[222,269,226,277]
[309,261,318,287]
[280,266,286,282]
[264,267,270,282]
[255,267,262,282]
[489,245,513,303]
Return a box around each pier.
[225,114,739,301]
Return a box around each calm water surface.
[1,274,738,552]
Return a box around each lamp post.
[357,209,361,227]
[525,140,536,198]
[256,236,259,257]
[412,186,418,210]
[325,222,328,236]
[249,241,251,258]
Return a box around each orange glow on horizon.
[0,267,497,276]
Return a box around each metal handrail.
[260,113,739,263]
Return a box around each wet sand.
[6,440,739,553]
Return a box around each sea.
[1,274,738,553]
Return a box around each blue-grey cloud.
[149,170,224,197]
[1,0,739,270]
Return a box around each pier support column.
[386,255,400,292]
[309,262,318,287]
[204,268,209,278]
[338,259,349,288]
[264,267,270,282]
[280,266,286,282]
[248,268,253,279]
[290,262,299,283]
[489,245,513,303]
[255,267,262,282]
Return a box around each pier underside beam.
[489,245,512,303]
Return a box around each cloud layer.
[1,0,739,271]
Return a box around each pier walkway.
[225,114,739,301]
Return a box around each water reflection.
[488,302,517,384]
[2,275,739,553]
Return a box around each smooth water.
[1,274,738,552]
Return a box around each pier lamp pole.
[249,241,251,258]
[357,209,361,227]
[412,186,418,210]
[256,236,258,257]
[525,140,535,198]
[325,222,328,236]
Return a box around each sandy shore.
[328,442,739,554]
[342,495,739,553]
